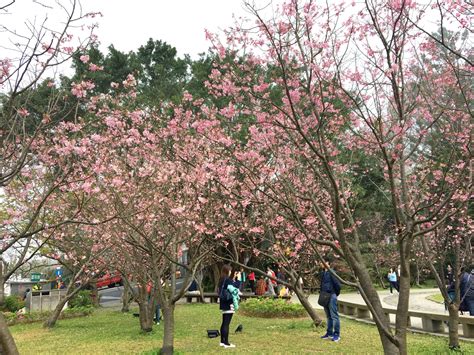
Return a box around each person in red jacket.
[248,271,256,293]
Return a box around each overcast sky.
[0,0,252,58]
[81,0,250,57]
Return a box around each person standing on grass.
[387,268,399,293]
[320,260,341,342]
[218,265,236,348]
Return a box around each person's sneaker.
[332,335,341,342]
[223,344,236,348]
[155,322,160,325]
[320,333,333,340]
[219,343,225,347]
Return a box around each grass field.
[10,304,474,354]
[426,293,445,304]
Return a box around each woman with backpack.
[218,265,236,348]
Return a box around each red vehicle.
[96,272,122,289]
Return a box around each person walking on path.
[320,260,341,342]
[218,265,236,348]
[387,268,399,293]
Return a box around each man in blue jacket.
[320,260,341,342]
[460,268,474,315]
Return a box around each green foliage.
[3,306,93,326]
[239,298,306,318]
[3,296,25,313]
[426,293,444,304]
[68,290,93,308]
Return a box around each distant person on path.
[397,265,401,291]
[22,288,30,301]
[279,285,289,297]
[233,270,241,290]
[147,281,161,325]
[248,271,256,293]
[445,264,455,307]
[276,268,286,294]
[266,266,277,296]
[255,277,266,296]
[320,260,341,342]
[387,268,399,293]
[237,268,246,291]
[460,268,474,316]
[218,265,236,348]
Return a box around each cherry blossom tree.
[196,1,471,353]
[0,1,99,351]
[42,223,111,328]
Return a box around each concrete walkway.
[298,288,446,313]
[294,288,474,341]
[340,288,446,313]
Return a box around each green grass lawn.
[10,304,474,354]
[426,293,445,304]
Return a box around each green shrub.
[3,295,25,312]
[3,306,94,325]
[69,290,93,308]
[239,298,307,318]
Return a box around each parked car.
[96,272,122,289]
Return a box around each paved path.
[340,288,446,313]
[99,286,123,308]
[297,288,445,313]
[294,288,474,341]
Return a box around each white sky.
[0,0,251,59]
[83,0,249,57]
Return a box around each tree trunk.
[212,264,221,292]
[0,313,18,355]
[373,261,386,289]
[293,284,322,326]
[0,271,19,355]
[345,250,400,354]
[161,304,175,355]
[197,279,206,303]
[43,296,69,328]
[121,283,131,312]
[44,282,84,329]
[138,301,154,332]
[447,304,460,349]
[90,282,99,307]
[414,261,420,287]
[394,256,411,355]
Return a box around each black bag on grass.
[207,329,220,338]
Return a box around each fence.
[27,290,68,312]
[338,299,474,339]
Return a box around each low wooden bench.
[184,292,291,304]
[338,299,474,338]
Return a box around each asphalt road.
[98,278,185,307]
[99,285,123,307]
